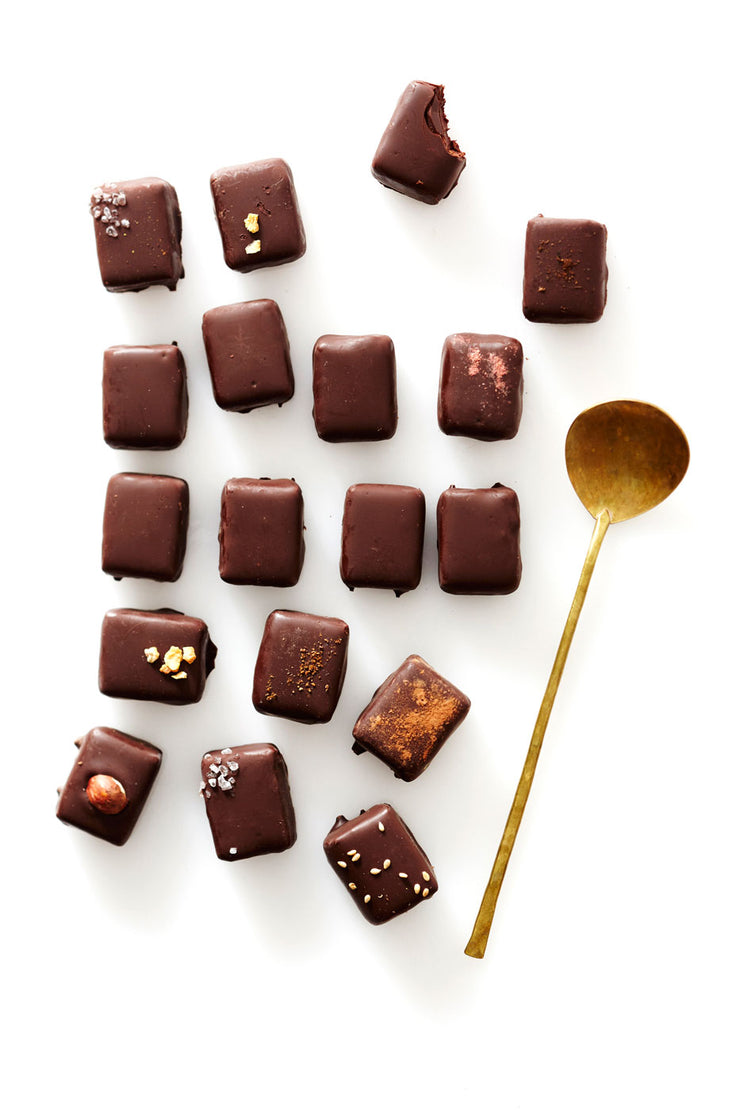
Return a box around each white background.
[2,2,737,1107]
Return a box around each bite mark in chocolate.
[252,610,349,724]
[372,81,466,205]
[201,743,297,861]
[323,804,438,924]
[90,177,184,292]
[523,215,608,322]
[56,727,162,846]
[352,654,471,781]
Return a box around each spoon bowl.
[466,400,689,959]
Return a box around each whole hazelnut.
[86,774,128,815]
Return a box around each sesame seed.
[352,853,361,862]
[337,860,347,868]
[378,822,385,832]
[422,871,430,882]
[414,883,421,895]
[370,868,381,875]
[348,883,356,890]
[383,859,391,870]
[398,872,408,879]
[364,895,371,904]
[422,888,429,897]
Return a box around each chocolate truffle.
[89,177,184,292]
[437,485,522,595]
[252,609,349,724]
[102,472,189,582]
[438,333,524,441]
[522,215,608,323]
[210,158,306,273]
[200,743,297,861]
[352,654,470,781]
[371,81,466,205]
[340,484,425,595]
[219,478,305,587]
[323,803,438,925]
[56,727,162,846]
[103,344,188,450]
[312,334,398,442]
[202,299,294,413]
[99,608,217,705]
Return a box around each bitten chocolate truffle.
[312,334,398,442]
[200,743,297,861]
[252,610,349,724]
[89,177,184,292]
[437,485,522,595]
[202,299,294,413]
[210,158,306,273]
[102,472,189,582]
[56,727,162,846]
[219,478,305,586]
[323,803,438,925]
[99,608,217,705]
[372,81,466,205]
[523,215,608,322]
[352,655,470,781]
[340,484,425,595]
[103,344,188,450]
[438,334,524,441]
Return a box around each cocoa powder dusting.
[366,677,463,767]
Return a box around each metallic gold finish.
[465,401,689,959]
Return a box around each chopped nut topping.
[245,239,261,255]
[171,671,187,680]
[163,645,183,672]
[159,664,171,675]
[86,774,127,815]
[182,646,196,664]
[244,213,260,233]
[144,646,159,664]
[348,883,356,890]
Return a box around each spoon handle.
[465,507,611,959]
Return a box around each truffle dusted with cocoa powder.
[523,215,608,323]
[352,655,471,781]
[372,81,466,204]
[252,610,349,724]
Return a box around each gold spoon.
[465,399,690,959]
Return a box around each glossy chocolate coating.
[371,81,466,205]
[210,158,306,273]
[437,485,522,595]
[523,215,608,322]
[252,609,349,724]
[438,333,523,441]
[340,483,425,595]
[90,177,184,292]
[103,344,188,450]
[202,299,294,413]
[312,334,398,442]
[102,472,189,582]
[99,608,217,704]
[352,654,470,781]
[201,743,297,861]
[56,727,162,846]
[219,478,304,586]
[323,803,438,925]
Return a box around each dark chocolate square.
[56,727,162,846]
[312,334,398,442]
[252,609,349,724]
[523,215,608,322]
[102,472,189,582]
[340,484,425,595]
[103,344,188,450]
[89,177,184,292]
[323,803,438,925]
[219,478,304,586]
[202,299,294,413]
[210,158,306,273]
[352,654,471,781]
[99,608,217,705]
[438,333,524,441]
[200,743,297,861]
[437,485,522,595]
[371,81,466,205]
